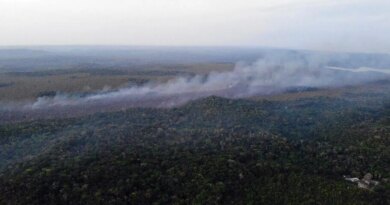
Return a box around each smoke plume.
[0,53,389,120]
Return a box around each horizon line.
[0,44,388,55]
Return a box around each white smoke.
[2,54,390,112]
[326,66,390,74]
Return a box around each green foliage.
[0,88,389,204]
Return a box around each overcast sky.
[0,0,389,53]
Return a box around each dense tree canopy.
[0,85,389,204]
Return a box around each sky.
[0,0,389,53]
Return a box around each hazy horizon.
[1,0,389,54]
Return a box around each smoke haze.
[2,54,386,111]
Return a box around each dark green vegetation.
[0,81,389,204]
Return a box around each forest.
[2,0,390,203]
[0,80,388,204]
